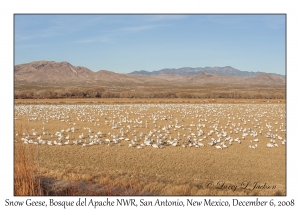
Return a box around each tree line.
[14,86,286,99]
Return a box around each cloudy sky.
[15,14,286,75]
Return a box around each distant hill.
[129,66,285,78]
[14,61,167,86]
[14,61,285,87]
[14,61,94,85]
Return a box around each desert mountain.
[182,72,244,84]
[129,66,284,77]
[14,61,285,87]
[244,73,286,85]
[14,61,94,85]
[93,70,162,84]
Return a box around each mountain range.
[129,66,284,77]
[14,61,285,87]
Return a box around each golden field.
[14,99,286,196]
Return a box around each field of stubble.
[14,99,286,196]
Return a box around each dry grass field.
[14,99,286,196]
[14,98,285,105]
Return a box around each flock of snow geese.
[14,103,286,150]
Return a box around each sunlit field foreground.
[14,101,286,195]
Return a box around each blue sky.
[15,14,286,75]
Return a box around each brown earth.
[14,101,286,196]
[14,98,286,105]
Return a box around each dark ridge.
[129,66,285,78]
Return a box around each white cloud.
[76,35,114,44]
[121,25,158,32]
